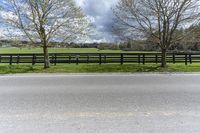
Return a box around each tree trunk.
[161,48,167,68]
[43,45,50,69]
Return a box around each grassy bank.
[0,63,200,74]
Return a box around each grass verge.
[0,63,200,74]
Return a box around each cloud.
[75,0,118,42]
[0,11,18,21]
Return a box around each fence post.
[173,53,176,64]
[143,54,145,65]
[76,54,79,65]
[99,54,102,65]
[185,54,188,65]
[32,54,35,65]
[189,54,192,64]
[54,54,57,66]
[121,54,124,65]
[10,55,12,65]
[17,55,20,64]
[155,54,158,64]
[69,54,71,64]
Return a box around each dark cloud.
[75,0,118,42]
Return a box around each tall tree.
[0,0,90,68]
[113,0,200,67]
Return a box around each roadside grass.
[0,63,200,74]
[0,47,157,54]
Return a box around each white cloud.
[75,0,119,42]
[75,0,85,7]
[0,11,18,21]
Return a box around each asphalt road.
[0,73,200,133]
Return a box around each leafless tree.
[0,0,90,68]
[113,0,200,67]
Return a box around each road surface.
[0,73,200,133]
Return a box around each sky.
[0,0,119,43]
[75,0,119,42]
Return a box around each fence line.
[0,52,199,65]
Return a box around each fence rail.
[0,52,200,65]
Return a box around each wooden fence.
[0,52,200,65]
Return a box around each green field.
[0,47,154,54]
[0,63,199,74]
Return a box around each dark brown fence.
[0,52,200,65]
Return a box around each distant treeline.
[1,39,200,52]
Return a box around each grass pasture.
[0,47,155,54]
[0,47,121,53]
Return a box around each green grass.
[0,47,156,54]
[0,63,200,74]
